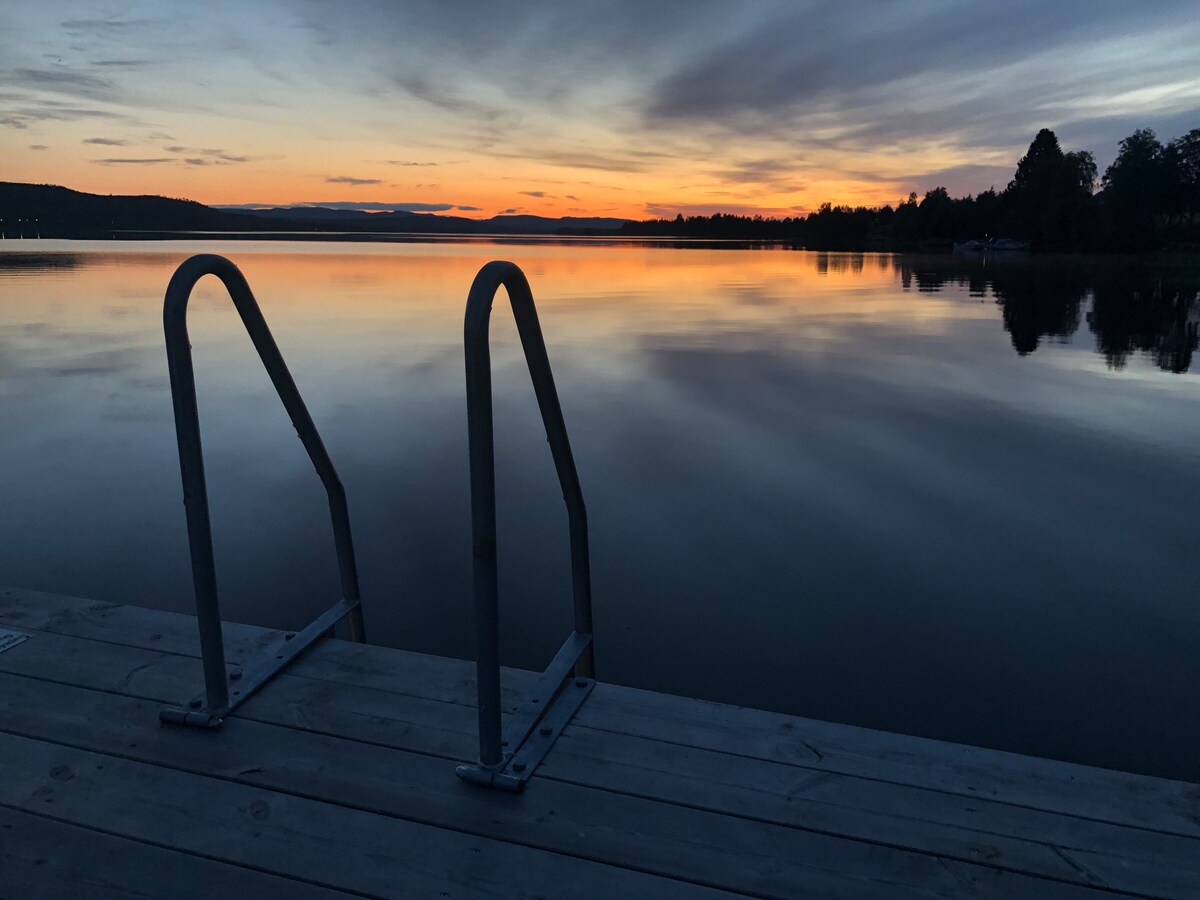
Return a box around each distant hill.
[222,204,630,233]
[0,182,273,237]
[0,183,630,238]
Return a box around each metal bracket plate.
[160,597,358,729]
[0,629,30,654]
[457,633,594,791]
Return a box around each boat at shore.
[953,237,1031,253]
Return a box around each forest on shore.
[622,127,1200,252]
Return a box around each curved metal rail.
[159,254,366,729]
[456,261,595,791]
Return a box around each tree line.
[621,127,1200,252]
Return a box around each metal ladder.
[456,261,595,791]
[159,254,366,729]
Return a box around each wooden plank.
[0,731,727,900]
[0,669,1100,899]
[4,594,1198,896]
[4,586,1197,839]
[541,729,1200,900]
[6,627,1190,895]
[0,804,346,900]
[235,651,1200,897]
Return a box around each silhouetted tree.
[1002,129,1095,249]
[1164,129,1200,231]
[1101,129,1167,249]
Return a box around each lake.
[2,239,1198,781]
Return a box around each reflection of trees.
[0,252,83,274]
[889,257,1200,372]
[989,266,1088,356]
[894,257,1086,354]
[1088,271,1200,373]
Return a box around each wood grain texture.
[0,804,350,900]
[2,587,1196,898]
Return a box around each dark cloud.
[28,143,48,150]
[90,157,173,165]
[387,160,437,166]
[162,146,260,165]
[456,205,482,211]
[640,1,1200,154]
[296,0,1197,183]
[499,208,518,214]
[520,190,549,198]
[0,103,124,129]
[394,75,506,123]
[91,60,152,69]
[484,146,671,173]
[60,17,154,34]
[83,137,127,146]
[9,67,114,99]
[712,158,800,185]
[326,175,383,185]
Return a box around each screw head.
[575,678,588,688]
[229,671,242,681]
[539,725,553,736]
[512,762,526,773]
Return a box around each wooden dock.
[0,586,1196,898]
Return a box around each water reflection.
[0,251,85,275]
[2,241,1199,781]
[893,255,1200,372]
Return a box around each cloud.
[0,103,125,129]
[520,190,549,198]
[84,137,127,146]
[387,160,437,166]
[91,60,152,69]
[9,67,114,99]
[60,17,155,34]
[163,146,261,164]
[637,1,1200,163]
[90,157,173,165]
[710,159,805,193]
[499,208,518,214]
[455,205,482,211]
[325,175,383,185]
[28,144,48,150]
[392,75,506,124]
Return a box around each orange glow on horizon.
[4,141,953,222]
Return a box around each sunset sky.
[3,1,1199,220]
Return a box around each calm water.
[2,240,1198,780]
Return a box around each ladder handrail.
[459,260,595,789]
[161,253,365,728]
